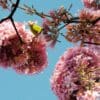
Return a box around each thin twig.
[9,0,20,17]
[57,17,79,31]
[58,16,100,32]
[0,0,23,43]
[10,17,23,43]
[83,42,100,45]
[0,0,20,23]
[18,4,51,18]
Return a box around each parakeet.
[28,21,43,36]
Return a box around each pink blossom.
[42,18,58,48]
[77,84,100,100]
[90,45,100,55]
[49,10,57,19]
[79,9,100,21]
[50,47,100,100]
[0,20,33,46]
[0,20,33,68]
[42,18,50,34]
[82,0,100,9]
[79,9,100,45]
[14,36,48,75]
[66,9,100,45]
[0,20,48,75]
[0,0,8,9]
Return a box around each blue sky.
[0,0,83,100]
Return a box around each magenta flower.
[14,36,48,75]
[50,47,100,100]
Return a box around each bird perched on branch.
[28,21,43,36]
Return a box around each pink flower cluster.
[42,6,72,47]
[14,37,48,75]
[77,86,100,100]
[66,0,100,45]
[51,1,100,99]
[81,0,100,21]
[82,0,100,9]
[0,20,48,75]
[50,47,100,100]
[79,9,100,21]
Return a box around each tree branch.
[83,42,100,45]
[10,17,23,43]
[0,0,20,23]
[58,17,79,31]
[0,0,23,43]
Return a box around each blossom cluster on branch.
[66,5,100,45]
[50,0,100,100]
[0,0,100,100]
[51,47,100,100]
[0,20,48,74]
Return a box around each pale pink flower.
[50,47,100,100]
[82,0,100,9]
[0,20,33,68]
[91,9,100,19]
[77,84,100,100]
[79,9,100,21]
[90,45,100,55]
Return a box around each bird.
[28,21,43,36]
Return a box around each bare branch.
[10,17,23,43]
[83,42,100,45]
[0,0,23,43]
